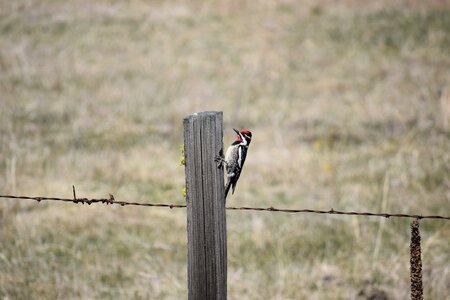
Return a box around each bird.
[215,128,252,201]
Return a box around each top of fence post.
[183,111,227,300]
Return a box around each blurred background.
[1,0,449,299]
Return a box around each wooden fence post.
[183,111,227,300]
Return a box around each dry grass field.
[1,0,449,299]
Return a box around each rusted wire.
[0,193,449,220]
[225,206,450,220]
[0,194,186,209]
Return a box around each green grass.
[1,0,449,299]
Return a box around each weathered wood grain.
[183,111,227,300]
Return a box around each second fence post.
[183,111,227,300]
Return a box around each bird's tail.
[224,180,232,202]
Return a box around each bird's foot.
[215,155,226,168]
[215,149,226,168]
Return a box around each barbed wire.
[1,190,449,220]
[225,206,450,220]
[0,194,186,209]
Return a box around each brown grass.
[1,0,449,299]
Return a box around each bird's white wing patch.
[238,146,242,168]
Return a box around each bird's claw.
[215,149,225,169]
[215,155,225,168]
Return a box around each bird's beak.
[233,128,239,135]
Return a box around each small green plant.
[179,144,185,166]
[180,145,186,197]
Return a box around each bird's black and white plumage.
[217,128,252,200]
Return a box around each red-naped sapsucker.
[216,128,252,200]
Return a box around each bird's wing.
[231,146,247,194]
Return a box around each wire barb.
[72,185,77,203]
[0,194,449,220]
